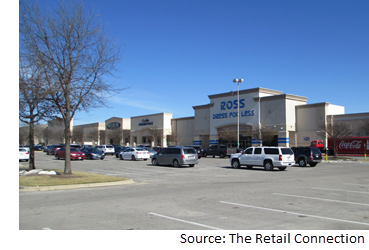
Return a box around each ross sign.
[212,98,254,120]
[107,122,121,130]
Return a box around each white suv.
[230,146,295,171]
[96,145,115,155]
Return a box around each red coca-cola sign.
[339,140,362,150]
[328,137,369,154]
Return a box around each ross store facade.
[38,87,368,149]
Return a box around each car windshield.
[136,148,145,151]
[70,148,80,152]
[91,148,101,152]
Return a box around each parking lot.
[19,152,369,230]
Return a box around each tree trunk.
[63,115,72,175]
[28,121,36,170]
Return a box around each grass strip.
[19,170,129,187]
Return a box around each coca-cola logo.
[339,140,362,149]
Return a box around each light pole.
[233,78,243,148]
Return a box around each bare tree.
[20,0,123,174]
[252,124,275,146]
[72,127,84,144]
[107,129,123,145]
[149,126,162,146]
[19,60,54,169]
[85,129,99,145]
[42,126,51,146]
[359,119,369,136]
[318,121,353,157]
[19,125,29,146]
[218,126,237,144]
[168,131,181,146]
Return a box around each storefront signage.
[221,99,245,110]
[107,122,121,130]
[213,99,254,119]
[139,118,153,126]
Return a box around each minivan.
[151,146,199,167]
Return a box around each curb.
[19,179,135,192]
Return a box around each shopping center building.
[39,87,368,148]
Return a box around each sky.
[15,0,369,126]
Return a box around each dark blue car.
[81,147,105,160]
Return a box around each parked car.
[153,147,165,153]
[34,145,44,151]
[96,145,115,155]
[230,146,295,171]
[81,147,105,160]
[291,147,322,167]
[19,148,29,162]
[115,146,132,158]
[185,145,204,159]
[46,145,58,155]
[52,144,65,155]
[147,148,158,158]
[203,144,228,158]
[119,147,150,161]
[151,146,199,167]
[55,147,85,160]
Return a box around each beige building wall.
[105,117,131,145]
[130,113,172,147]
[295,103,345,147]
[73,122,105,146]
[171,116,195,146]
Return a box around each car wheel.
[173,160,180,167]
[231,159,240,169]
[278,167,286,171]
[264,160,274,171]
[120,155,123,160]
[131,155,136,161]
[309,163,317,167]
[298,158,307,167]
[203,152,207,157]
[152,158,159,166]
[219,152,225,158]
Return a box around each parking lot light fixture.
[233,78,244,148]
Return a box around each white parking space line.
[312,187,369,194]
[220,201,369,227]
[149,212,224,230]
[273,193,369,207]
[343,183,369,187]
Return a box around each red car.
[55,147,85,160]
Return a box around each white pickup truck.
[230,146,295,171]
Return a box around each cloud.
[109,95,165,113]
